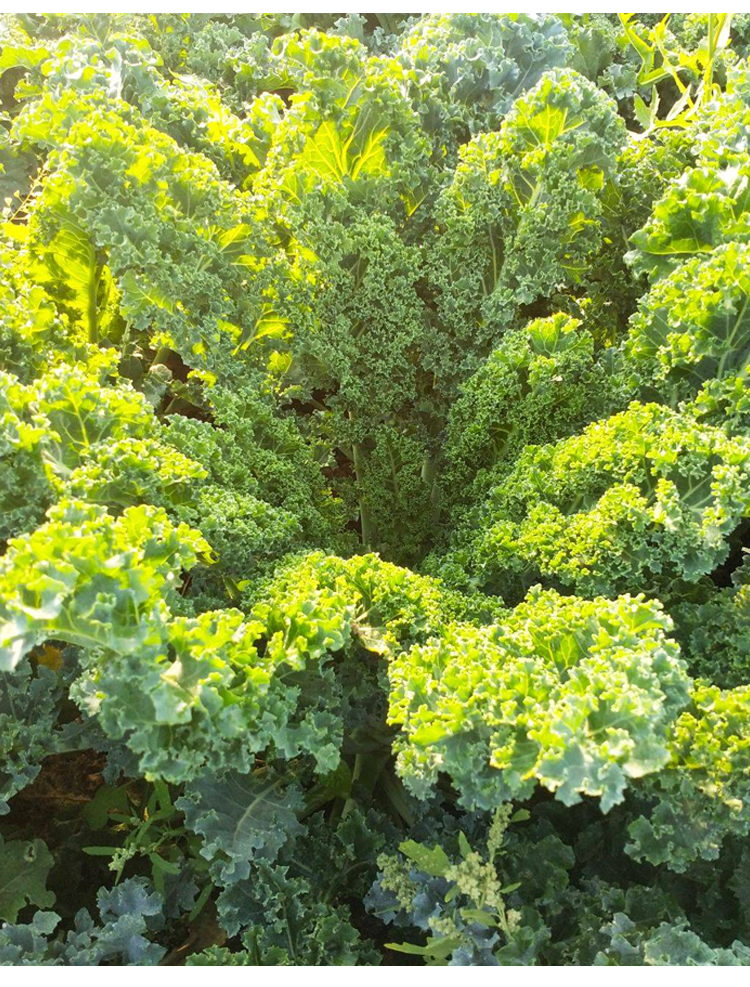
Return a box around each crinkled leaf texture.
[628,682,750,872]
[0,660,62,813]
[0,499,207,672]
[0,878,166,966]
[177,768,304,884]
[438,402,750,600]
[389,587,691,811]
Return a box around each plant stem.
[87,251,104,345]
[352,439,374,550]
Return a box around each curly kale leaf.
[164,381,344,549]
[0,499,208,672]
[73,585,351,782]
[436,402,750,600]
[14,86,274,375]
[670,580,750,688]
[427,67,626,377]
[0,369,53,540]
[0,878,166,966]
[209,810,385,963]
[388,587,690,811]
[628,682,750,872]
[0,660,62,813]
[441,313,617,515]
[551,876,750,966]
[177,768,305,884]
[395,14,571,142]
[623,243,750,420]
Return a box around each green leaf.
[389,578,691,811]
[0,835,55,922]
[387,935,462,960]
[83,784,131,831]
[458,831,472,859]
[178,769,304,884]
[459,907,497,928]
[398,840,451,878]
[148,854,180,874]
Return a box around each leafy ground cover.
[2,12,750,967]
